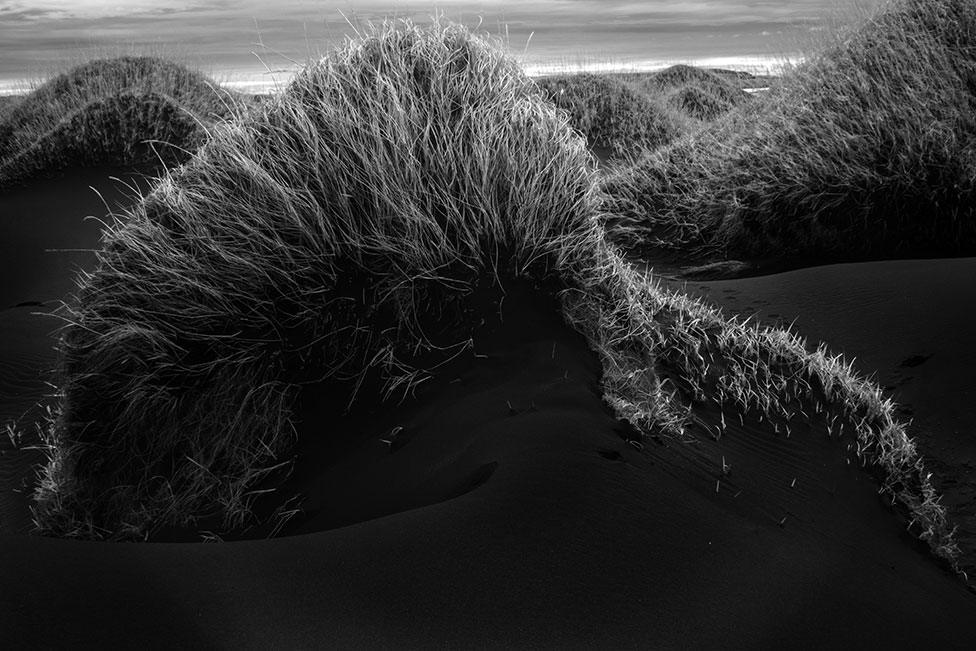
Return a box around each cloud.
[0,1,202,20]
[0,1,882,83]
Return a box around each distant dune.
[535,73,686,162]
[603,0,976,262]
[0,57,246,189]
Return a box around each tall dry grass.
[32,20,600,539]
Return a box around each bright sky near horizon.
[0,0,881,92]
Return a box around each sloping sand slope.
[2,267,975,645]
[0,167,155,533]
[681,257,976,581]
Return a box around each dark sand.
[1,176,975,645]
[0,167,156,533]
[676,258,976,580]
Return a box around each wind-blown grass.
[565,250,959,567]
[0,57,243,188]
[603,0,976,259]
[28,20,960,574]
[535,73,685,159]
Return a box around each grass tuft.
[643,64,750,107]
[31,19,600,539]
[563,246,960,569]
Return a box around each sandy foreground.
[676,256,976,580]
[1,169,974,646]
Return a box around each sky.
[0,1,881,93]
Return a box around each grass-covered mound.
[665,85,735,121]
[644,64,749,106]
[32,21,601,539]
[2,92,204,185]
[535,73,684,160]
[604,0,976,259]
[568,256,961,568]
[29,20,959,572]
[0,57,242,188]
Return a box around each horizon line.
[0,53,800,97]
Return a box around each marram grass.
[565,249,959,567]
[665,85,736,122]
[28,19,961,574]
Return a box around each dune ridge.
[643,64,751,119]
[0,92,204,188]
[533,66,753,162]
[664,85,737,121]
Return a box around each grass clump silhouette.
[32,20,601,539]
[0,56,243,188]
[603,0,976,259]
[536,73,685,160]
[28,20,960,571]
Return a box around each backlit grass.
[565,251,959,566]
[32,19,601,539]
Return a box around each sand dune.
[0,57,243,190]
